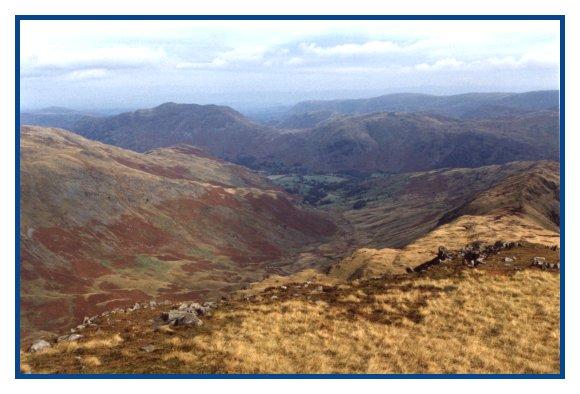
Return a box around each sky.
[20,20,561,112]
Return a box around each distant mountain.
[20,107,98,130]
[287,90,559,120]
[275,110,343,129]
[28,97,559,175]
[251,110,560,174]
[70,103,281,159]
[20,126,336,338]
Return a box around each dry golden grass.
[331,213,561,279]
[398,214,560,268]
[23,266,559,374]
[171,270,558,374]
[329,247,400,280]
[237,268,341,298]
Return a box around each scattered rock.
[29,339,51,353]
[140,345,157,353]
[57,334,83,342]
[161,310,203,327]
[437,246,452,260]
[532,256,547,268]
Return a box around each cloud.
[63,68,109,81]
[22,46,167,75]
[299,40,405,56]
[176,45,269,69]
[415,58,465,71]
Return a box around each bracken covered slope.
[20,126,337,338]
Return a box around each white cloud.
[299,40,405,56]
[176,45,270,69]
[22,47,167,74]
[415,58,465,71]
[63,68,109,81]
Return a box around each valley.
[19,90,561,374]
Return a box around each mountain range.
[19,90,561,372]
[22,90,560,175]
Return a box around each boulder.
[29,339,51,353]
[532,257,547,268]
[161,310,202,327]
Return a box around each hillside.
[254,111,559,174]
[21,240,560,374]
[288,90,559,120]
[20,126,339,339]
[71,103,280,159]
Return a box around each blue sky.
[20,20,560,111]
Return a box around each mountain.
[271,160,559,250]
[20,126,337,338]
[23,98,559,175]
[253,110,559,174]
[20,107,98,130]
[287,90,559,120]
[316,160,560,279]
[70,102,280,159]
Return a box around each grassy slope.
[22,242,560,374]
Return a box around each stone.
[178,303,189,311]
[271,295,278,300]
[203,301,217,309]
[533,257,547,267]
[29,339,51,353]
[161,310,203,327]
[76,324,86,331]
[280,285,288,290]
[504,257,514,263]
[437,246,452,260]
[178,314,203,327]
[316,285,324,292]
[141,345,157,353]
[58,334,83,342]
